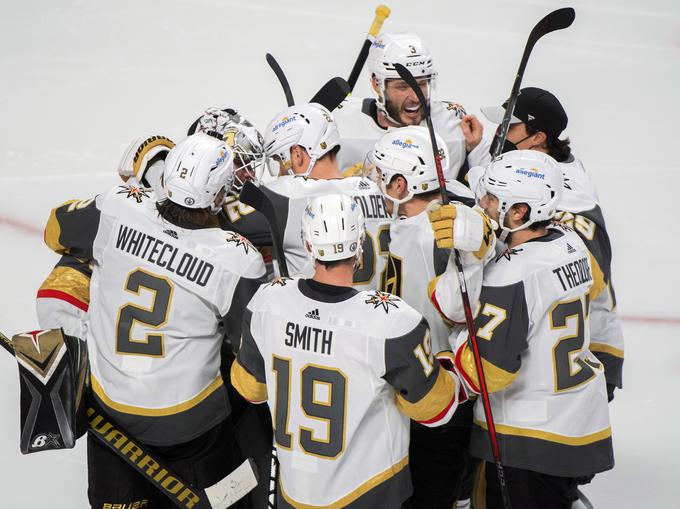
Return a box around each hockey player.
[437,150,614,508]
[43,133,267,508]
[334,32,489,180]
[231,193,464,508]
[260,102,391,290]
[371,126,495,508]
[37,135,175,340]
[474,87,624,399]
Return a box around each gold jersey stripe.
[38,266,91,305]
[395,367,456,421]
[44,200,77,253]
[589,342,624,359]
[474,419,612,446]
[231,359,268,403]
[588,252,606,301]
[279,456,409,509]
[458,344,517,393]
[91,373,223,416]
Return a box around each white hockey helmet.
[264,103,340,177]
[302,193,365,265]
[371,126,448,208]
[162,133,234,214]
[367,32,437,123]
[478,150,563,240]
[188,107,265,195]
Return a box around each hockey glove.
[118,135,175,185]
[427,202,495,260]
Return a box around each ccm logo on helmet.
[405,60,427,67]
[515,168,546,180]
[272,116,297,132]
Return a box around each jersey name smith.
[115,224,214,286]
[284,322,333,355]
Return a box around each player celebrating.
[473,87,624,399]
[43,133,267,508]
[334,32,489,180]
[231,193,463,508]
[259,102,391,290]
[439,150,614,508]
[371,126,495,508]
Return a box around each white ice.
[0,0,678,507]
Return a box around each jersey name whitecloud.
[552,256,592,291]
[284,322,333,355]
[115,224,214,287]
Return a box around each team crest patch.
[365,291,400,313]
[226,232,254,253]
[495,248,523,263]
[267,277,292,287]
[117,184,150,203]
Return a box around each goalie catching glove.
[118,135,175,187]
[427,202,495,260]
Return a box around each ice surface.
[1,0,678,507]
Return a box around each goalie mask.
[188,107,265,196]
[477,150,563,241]
[366,32,437,126]
[263,103,340,177]
[163,133,234,214]
[370,126,448,212]
[302,193,365,266]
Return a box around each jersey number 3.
[115,269,174,357]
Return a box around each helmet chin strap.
[380,181,413,219]
[496,206,533,243]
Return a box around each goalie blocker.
[11,328,88,454]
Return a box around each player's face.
[479,192,500,223]
[384,78,430,125]
[504,123,542,150]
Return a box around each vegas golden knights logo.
[380,254,403,297]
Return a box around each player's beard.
[385,97,422,126]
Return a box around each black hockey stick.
[395,62,512,509]
[0,331,258,509]
[266,54,295,107]
[309,77,350,112]
[347,4,391,91]
[490,7,576,158]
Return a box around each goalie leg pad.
[12,329,88,454]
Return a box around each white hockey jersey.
[452,225,614,477]
[231,278,460,508]
[44,184,266,445]
[334,97,470,181]
[262,175,391,291]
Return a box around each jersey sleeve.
[44,196,101,258]
[218,197,273,247]
[221,271,268,353]
[231,304,268,404]
[589,281,624,390]
[453,281,529,394]
[383,317,460,427]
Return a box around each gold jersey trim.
[44,200,77,253]
[589,342,624,359]
[395,367,456,421]
[38,265,91,306]
[231,358,268,403]
[588,252,606,301]
[458,344,517,393]
[91,373,223,416]
[279,455,409,509]
[474,419,612,446]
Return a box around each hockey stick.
[347,5,391,91]
[395,63,512,509]
[238,181,288,508]
[309,77,350,112]
[490,7,576,158]
[577,488,595,509]
[266,53,295,107]
[0,331,258,509]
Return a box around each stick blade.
[309,77,350,111]
[531,7,575,41]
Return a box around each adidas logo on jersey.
[567,243,576,254]
[305,308,320,320]
[163,229,179,239]
[358,180,371,190]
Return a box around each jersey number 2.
[115,269,174,357]
[272,356,347,459]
